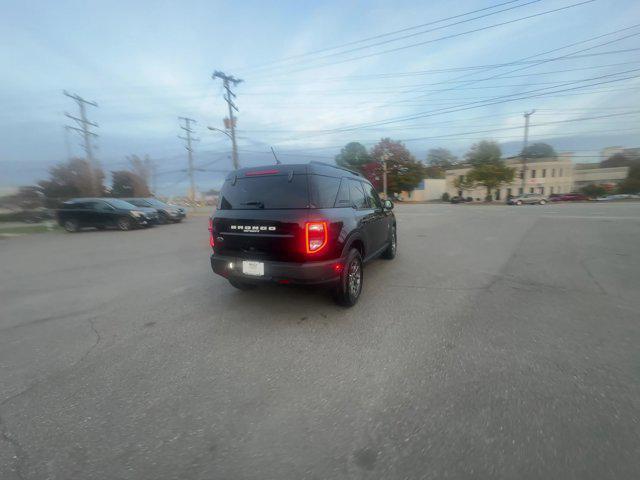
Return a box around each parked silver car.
[508,193,548,205]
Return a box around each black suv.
[209,162,396,306]
[57,198,158,232]
[123,198,186,224]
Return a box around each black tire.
[381,225,397,259]
[117,217,132,231]
[63,219,79,233]
[333,249,363,307]
[228,279,258,290]
[158,212,169,225]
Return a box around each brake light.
[245,169,279,176]
[305,222,328,254]
[208,218,215,248]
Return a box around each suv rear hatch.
[212,166,310,263]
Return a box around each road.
[1,203,639,480]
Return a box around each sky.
[1,0,639,194]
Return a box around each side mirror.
[384,199,394,210]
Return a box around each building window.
[519,170,524,179]
[529,187,534,193]
[531,169,536,179]
[557,186,562,193]
[551,168,556,177]
[495,189,501,200]
[550,186,554,194]
[542,169,546,178]
[507,188,512,198]
[559,168,563,177]
[539,187,544,194]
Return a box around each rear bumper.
[210,254,341,285]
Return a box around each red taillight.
[208,218,215,248]
[305,222,328,254]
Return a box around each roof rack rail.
[309,161,362,177]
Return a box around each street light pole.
[521,110,535,193]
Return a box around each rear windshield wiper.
[241,201,265,208]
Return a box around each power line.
[367,25,640,113]
[244,0,545,75]
[250,47,640,84]
[282,68,640,140]
[238,0,526,72]
[398,29,640,105]
[271,110,640,154]
[256,0,596,77]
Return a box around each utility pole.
[151,160,158,195]
[63,126,72,160]
[212,71,243,170]
[381,150,389,199]
[521,110,535,193]
[178,117,198,202]
[63,90,99,194]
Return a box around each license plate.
[242,260,264,276]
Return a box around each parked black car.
[209,162,396,306]
[450,196,473,204]
[57,198,158,232]
[123,198,186,224]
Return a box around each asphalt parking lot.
[1,202,639,480]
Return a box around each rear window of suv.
[219,174,310,209]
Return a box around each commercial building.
[402,179,446,201]
[443,154,575,201]
[437,154,628,201]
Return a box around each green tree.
[369,138,426,194]
[580,184,608,198]
[128,154,153,186]
[601,150,640,168]
[335,142,370,171]
[426,147,457,168]
[464,140,502,166]
[38,158,105,200]
[617,163,640,194]
[521,142,557,158]
[468,163,515,201]
[425,147,457,178]
[111,170,151,197]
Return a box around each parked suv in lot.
[123,197,186,224]
[208,162,396,306]
[57,198,158,232]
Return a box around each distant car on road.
[550,193,588,202]
[450,196,473,204]
[123,197,186,224]
[57,198,158,232]
[596,194,631,201]
[508,193,548,205]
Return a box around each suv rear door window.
[334,178,351,207]
[309,175,341,208]
[349,180,367,209]
[219,174,309,209]
[363,183,382,209]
